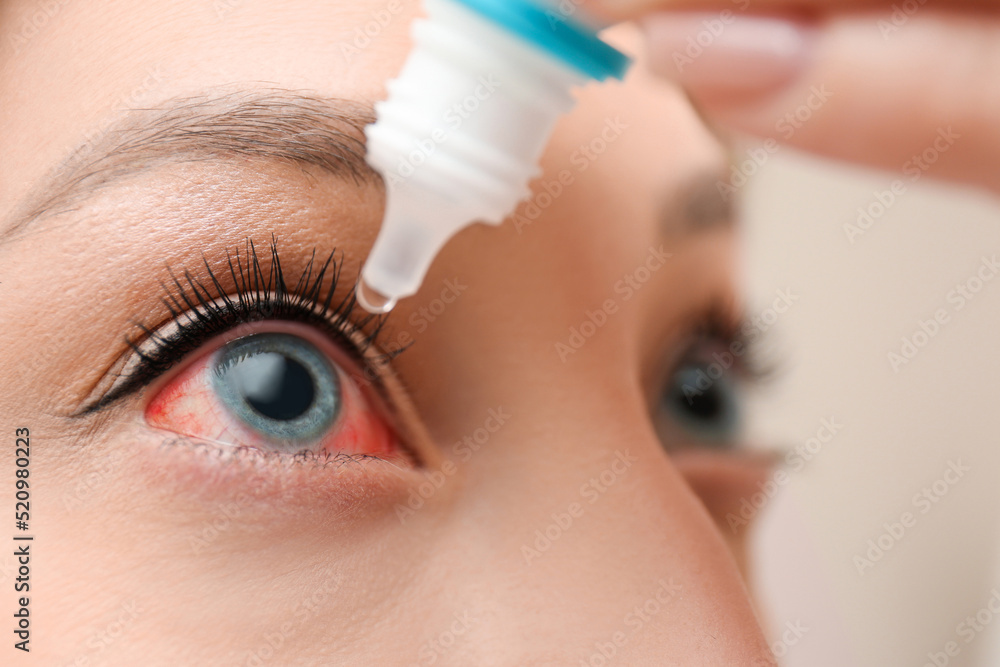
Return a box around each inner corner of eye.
[144,330,400,459]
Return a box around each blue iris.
[662,361,742,445]
[211,333,341,446]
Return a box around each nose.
[398,361,776,666]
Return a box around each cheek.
[145,348,398,458]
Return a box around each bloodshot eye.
[145,330,400,459]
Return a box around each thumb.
[639,10,1000,193]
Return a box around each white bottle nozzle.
[358,182,472,307]
[355,280,397,315]
[357,0,630,313]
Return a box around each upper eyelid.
[686,314,774,386]
[83,297,361,411]
[656,302,769,388]
[74,239,394,416]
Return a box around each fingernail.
[642,13,815,101]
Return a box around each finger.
[638,10,1000,193]
[584,0,1000,24]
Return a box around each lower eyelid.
[105,423,429,522]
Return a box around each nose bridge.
[425,393,775,666]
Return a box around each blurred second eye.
[660,359,743,447]
[145,329,400,459]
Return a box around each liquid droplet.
[356,279,397,315]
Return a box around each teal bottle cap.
[449,0,632,81]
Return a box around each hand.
[585,0,1000,193]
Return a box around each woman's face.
[0,0,777,664]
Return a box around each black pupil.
[676,386,722,422]
[231,352,315,421]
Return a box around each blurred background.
[741,144,1000,666]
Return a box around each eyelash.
[81,237,390,415]
[677,300,772,384]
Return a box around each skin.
[0,1,789,665]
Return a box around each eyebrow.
[676,171,736,234]
[0,89,380,243]
[665,92,737,235]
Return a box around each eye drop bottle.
[356,0,631,314]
